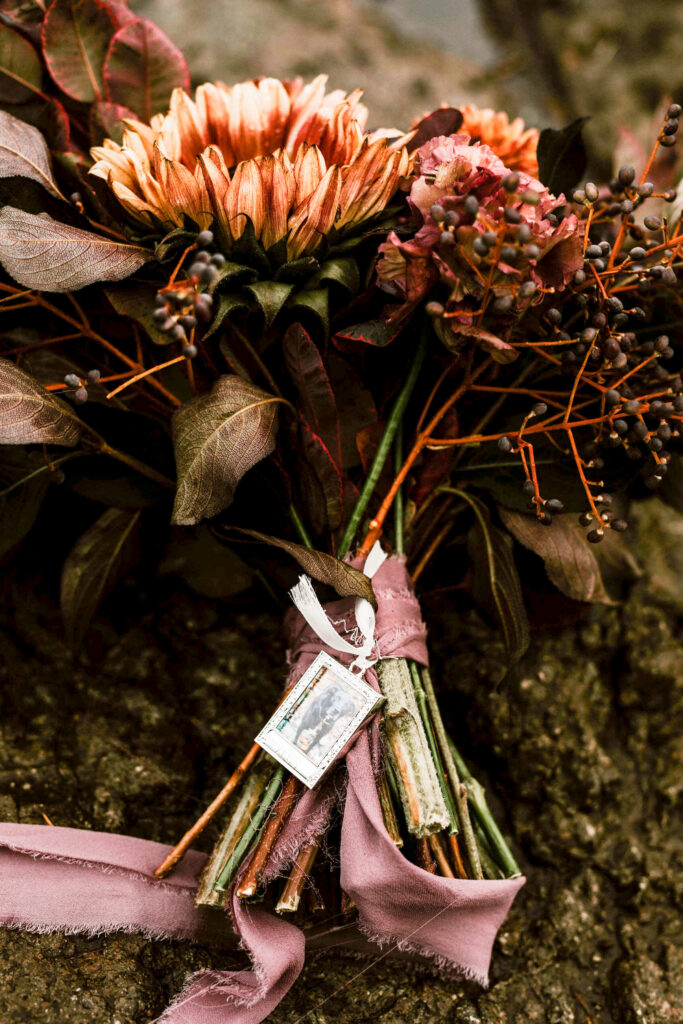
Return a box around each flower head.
[90,76,412,261]
[377,134,583,358]
[459,104,539,175]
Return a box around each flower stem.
[236,774,301,898]
[0,452,81,498]
[214,765,286,892]
[394,420,405,554]
[98,442,176,491]
[195,763,269,908]
[447,738,521,878]
[419,666,483,878]
[276,842,319,913]
[338,324,428,559]
[408,660,459,835]
[289,503,314,548]
[154,741,261,878]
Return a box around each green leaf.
[0,207,149,291]
[537,117,589,196]
[105,283,173,346]
[0,447,51,559]
[42,0,118,103]
[60,506,141,644]
[0,358,81,446]
[171,376,282,525]
[243,279,293,329]
[233,527,376,605]
[211,259,256,292]
[273,255,319,285]
[499,507,613,605]
[313,257,360,294]
[153,227,196,262]
[203,291,249,340]
[0,110,64,199]
[103,18,190,121]
[0,20,42,103]
[287,286,329,336]
[463,493,529,661]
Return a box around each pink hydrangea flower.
[377,134,584,359]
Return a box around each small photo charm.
[255,651,384,788]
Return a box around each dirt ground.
[0,494,682,1024]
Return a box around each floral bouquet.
[0,2,681,1021]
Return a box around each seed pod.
[618,165,636,186]
[196,229,214,247]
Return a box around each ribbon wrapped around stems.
[0,555,524,1023]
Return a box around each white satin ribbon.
[289,542,387,673]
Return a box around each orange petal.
[159,154,213,229]
[287,164,342,259]
[198,146,232,243]
[225,159,265,240]
[228,81,267,162]
[256,78,292,155]
[293,143,326,206]
[196,83,234,164]
[259,153,294,250]
[169,87,207,165]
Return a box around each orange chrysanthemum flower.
[90,76,412,261]
[459,104,539,175]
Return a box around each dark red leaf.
[0,0,45,30]
[333,317,403,349]
[283,323,341,468]
[42,0,119,103]
[408,107,464,153]
[103,18,189,121]
[324,352,376,470]
[89,99,137,145]
[298,419,344,531]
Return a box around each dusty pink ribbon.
[0,556,524,1023]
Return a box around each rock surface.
[1,498,682,1024]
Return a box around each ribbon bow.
[288,542,387,673]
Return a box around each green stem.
[0,452,81,499]
[419,667,483,878]
[98,442,175,491]
[214,765,286,892]
[472,822,505,879]
[394,420,405,554]
[409,661,459,835]
[447,738,521,878]
[338,323,428,558]
[289,503,313,549]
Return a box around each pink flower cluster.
[377,134,584,358]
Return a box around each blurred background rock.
[134,0,683,170]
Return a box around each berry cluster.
[63,369,101,404]
[152,229,221,357]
